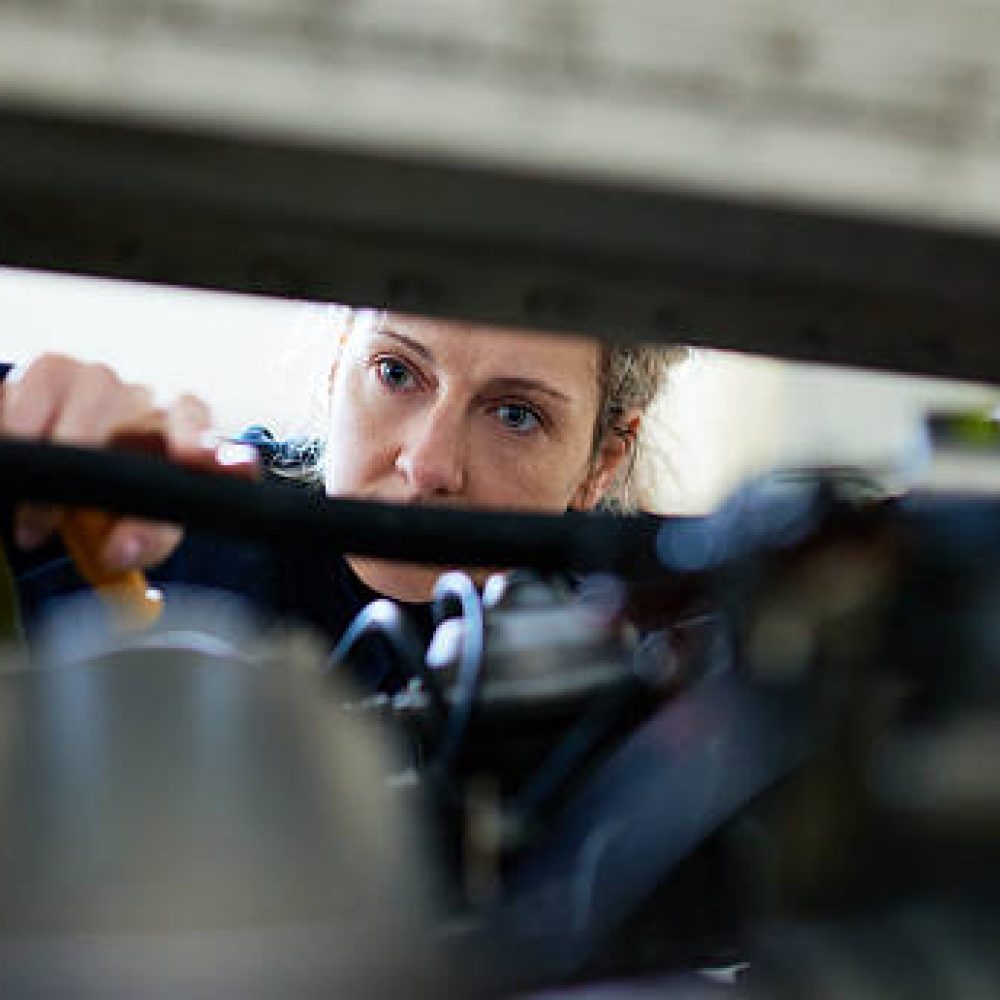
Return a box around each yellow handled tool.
[60,509,164,631]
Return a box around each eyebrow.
[483,377,573,405]
[377,329,574,405]
[379,329,435,363]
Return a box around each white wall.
[0,266,320,437]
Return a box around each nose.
[395,403,466,499]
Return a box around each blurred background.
[2,263,996,514]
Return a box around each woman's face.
[324,313,628,600]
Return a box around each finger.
[13,503,63,550]
[164,396,259,477]
[98,518,184,572]
[1,354,76,439]
[114,420,260,479]
[163,394,216,465]
[49,367,155,447]
[213,438,261,478]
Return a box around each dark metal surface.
[2,106,1000,382]
[483,667,812,984]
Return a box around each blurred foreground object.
[453,464,1000,993]
[915,407,1000,494]
[3,1,1000,379]
[0,594,456,999]
[11,445,1000,996]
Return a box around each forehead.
[361,312,600,393]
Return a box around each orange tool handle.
[60,509,163,630]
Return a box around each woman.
[2,309,680,685]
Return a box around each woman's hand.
[0,353,257,571]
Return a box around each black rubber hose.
[0,440,666,575]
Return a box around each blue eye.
[496,402,540,433]
[377,357,415,391]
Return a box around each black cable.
[430,572,486,773]
[0,440,664,575]
[328,598,447,723]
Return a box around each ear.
[570,411,641,511]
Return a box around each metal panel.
[4,0,1000,227]
[1,1,1000,380]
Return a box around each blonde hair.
[595,342,689,512]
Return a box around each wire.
[328,598,447,723]
[431,572,486,773]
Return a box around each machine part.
[445,570,631,712]
[329,597,445,718]
[430,571,486,774]
[0,599,458,999]
[756,902,1000,1000]
[419,568,656,814]
[482,666,813,987]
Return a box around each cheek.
[466,428,592,511]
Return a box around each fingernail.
[197,430,222,452]
[216,441,259,468]
[106,536,142,570]
[15,524,45,550]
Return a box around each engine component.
[0,596,459,999]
